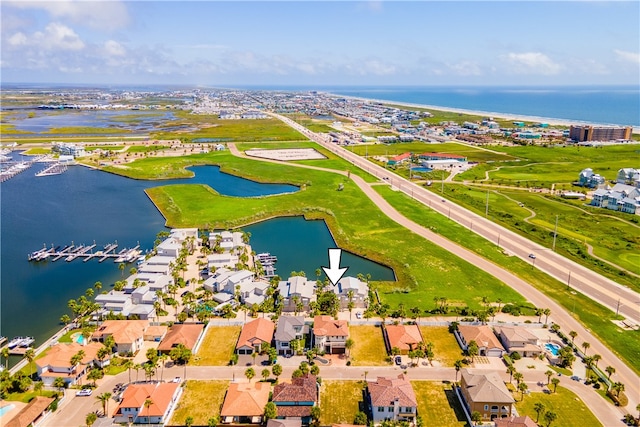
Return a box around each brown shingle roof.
[385,324,423,352]
[220,382,271,417]
[313,316,348,337]
[236,318,275,350]
[276,406,313,417]
[458,325,504,351]
[5,396,54,427]
[272,374,318,404]
[461,369,514,404]
[157,323,204,352]
[368,374,417,407]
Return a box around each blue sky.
[1,1,639,86]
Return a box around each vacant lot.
[411,381,467,427]
[420,326,464,367]
[169,380,228,426]
[516,386,602,427]
[191,326,241,366]
[348,142,514,163]
[349,325,389,366]
[320,380,365,425]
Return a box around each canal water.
[1,160,392,349]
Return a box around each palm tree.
[506,365,516,384]
[143,398,154,425]
[454,360,463,382]
[53,376,66,393]
[569,330,577,343]
[513,372,523,386]
[605,365,615,380]
[534,402,546,423]
[467,340,479,363]
[471,411,482,426]
[592,354,601,368]
[97,392,112,417]
[612,381,625,397]
[123,359,134,384]
[545,370,554,385]
[518,382,528,400]
[543,308,551,324]
[25,348,36,378]
[245,367,255,382]
[544,411,557,427]
[345,338,355,360]
[261,369,270,382]
[34,380,44,395]
[86,412,98,427]
[550,377,560,393]
[1,347,9,370]
[535,308,544,323]
[581,341,590,356]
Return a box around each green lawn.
[126,144,169,153]
[374,185,640,376]
[419,327,465,367]
[515,386,602,427]
[349,326,389,366]
[191,326,241,366]
[319,380,365,425]
[347,142,514,163]
[411,381,467,427]
[4,390,59,403]
[169,380,228,426]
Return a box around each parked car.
[570,375,581,381]
[355,311,362,319]
[394,356,402,366]
[171,376,181,383]
[76,388,93,397]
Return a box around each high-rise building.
[569,125,632,142]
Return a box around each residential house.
[157,323,204,354]
[36,342,109,386]
[459,370,514,422]
[220,382,271,424]
[367,374,417,424]
[5,396,55,427]
[590,183,640,214]
[272,374,318,423]
[313,315,349,354]
[92,320,149,355]
[578,168,605,188]
[113,382,182,425]
[236,318,275,355]
[383,324,423,355]
[208,252,239,270]
[456,325,505,357]
[274,316,308,355]
[494,416,538,427]
[333,277,368,309]
[494,326,542,358]
[143,325,168,342]
[278,276,316,312]
[387,152,411,166]
[209,231,246,253]
[616,168,640,186]
[267,420,302,427]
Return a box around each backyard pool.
[0,404,16,417]
[544,342,561,356]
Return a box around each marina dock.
[256,252,278,278]
[35,162,68,177]
[28,242,141,263]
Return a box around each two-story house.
[113,382,182,425]
[333,277,369,309]
[92,320,149,355]
[313,316,348,354]
[460,370,514,422]
[220,382,271,424]
[277,276,316,312]
[368,374,417,424]
[272,374,318,424]
[36,342,109,386]
[274,316,308,356]
[494,326,542,358]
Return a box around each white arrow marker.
[322,248,349,287]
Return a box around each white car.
[171,376,181,383]
[355,312,362,319]
[76,388,93,396]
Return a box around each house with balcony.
[313,315,348,354]
[278,276,316,312]
[36,342,109,386]
[274,316,308,356]
[113,382,182,425]
[459,370,514,422]
[333,276,368,309]
[92,320,149,355]
[367,374,417,424]
[272,374,318,423]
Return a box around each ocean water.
[242,85,640,127]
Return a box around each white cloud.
[104,40,126,57]
[614,49,640,64]
[6,22,85,51]
[6,0,130,31]
[502,52,563,75]
[445,61,483,76]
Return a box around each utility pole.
[497,233,501,248]
[566,271,571,289]
[552,215,559,251]
[616,299,621,316]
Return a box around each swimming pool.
[544,343,561,356]
[410,167,432,173]
[0,404,16,417]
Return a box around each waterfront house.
[272,374,318,423]
[333,276,369,309]
[456,325,505,357]
[277,276,316,312]
[274,316,308,356]
[113,382,182,425]
[36,342,109,386]
[459,369,514,422]
[494,326,542,358]
[383,324,423,355]
[313,315,349,354]
[236,318,275,355]
[367,374,417,424]
[92,320,149,355]
[209,231,247,253]
[220,381,271,424]
[157,323,204,354]
[208,252,239,270]
[5,396,55,427]
[155,238,182,258]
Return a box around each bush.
[510,352,522,361]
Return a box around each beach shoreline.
[327,92,640,133]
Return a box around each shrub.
[510,352,522,361]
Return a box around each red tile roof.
[158,323,204,352]
[368,374,417,408]
[313,316,348,337]
[36,342,107,370]
[236,318,275,350]
[391,152,411,161]
[220,382,271,417]
[384,324,423,352]
[92,320,148,345]
[5,396,54,427]
[115,382,179,417]
[273,374,318,404]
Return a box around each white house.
[333,276,369,309]
[114,382,182,425]
[278,276,316,312]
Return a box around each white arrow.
[322,248,349,287]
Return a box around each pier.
[35,162,68,177]
[256,252,278,278]
[28,242,141,263]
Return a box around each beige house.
[494,326,542,358]
[368,374,417,424]
[36,342,109,386]
[313,315,348,354]
[92,320,149,355]
[460,370,514,422]
[457,325,505,357]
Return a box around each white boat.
[19,336,35,347]
[7,336,27,349]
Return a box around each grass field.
[169,380,228,426]
[438,185,640,289]
[420,327,464,367]
[319,380,365,425]
[374,185,640,376]
[47,126,130,134]
[411,381,467,427]
[191,326,241,366]
[126,144,169,153]
[349,326,389,366]
[347,142,515,163]
[515,386,602,427]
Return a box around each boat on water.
[19,336,35,348]
[7,336,29,349]
[0,336,6,346]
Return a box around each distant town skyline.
[1,1,639,86]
